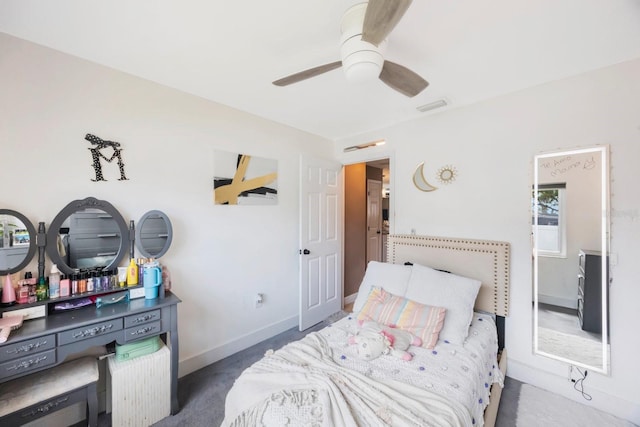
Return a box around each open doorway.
[344,158,390,307]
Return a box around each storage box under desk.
[106,343,170,426]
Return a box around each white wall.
[3,31,640,424]
[0,33,334,375]
[336,58,640,423]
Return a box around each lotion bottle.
[49,264,61,299]
[60,273,70,297]
[127,258,138,286]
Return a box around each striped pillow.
[356,287,446,349]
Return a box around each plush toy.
[348,321,422,361]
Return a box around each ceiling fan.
[272,0,428,98]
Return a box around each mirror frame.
[532,145,610,374]
[0,209,38,275]
[135,210,173,259]
[46,197,129,275]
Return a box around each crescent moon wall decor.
[413,162,438,192]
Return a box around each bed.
[223,234,510,427]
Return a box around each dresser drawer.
[0,349,56,380]
[0,334,56,363]
[124,309,161,328]
[124,321,161,342]
[58,319,123,345]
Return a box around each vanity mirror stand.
[0,197,180,416]
[1,198,175,319]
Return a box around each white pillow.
[405,263,481,345]
[352,261,412,314]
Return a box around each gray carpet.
[98,313,522,426]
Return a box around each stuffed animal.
[348,321,422,361]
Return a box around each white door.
[366,179,383,264]
[299,156,343,331]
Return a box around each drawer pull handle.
[6,355,48,371]
[130,326,155,336]
[7,340,48,354]
[132,314,157,324]
[22,396,69,418]
[73,324,113,339]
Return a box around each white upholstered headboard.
[387,234,510,317]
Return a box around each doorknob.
[300,249,310,255]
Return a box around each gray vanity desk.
[0,291,181,414]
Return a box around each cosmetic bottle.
[87,270,95,293]
[35,277,48,301]
[60,273,70,297]
[1,274,16,305]
[78,272,87,293]
[49,264,61,299]
[127,259,139,286]
[71,272,79,295]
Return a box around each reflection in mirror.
[0,210,37,274]
[135,210,173,259]
[533,146,610,374]
[46,197,129,276]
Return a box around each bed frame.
[387,234,510,427]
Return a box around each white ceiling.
[1,0,639,140]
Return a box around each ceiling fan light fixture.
[340,3,385,83]
[342,50,383,82]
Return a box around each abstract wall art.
[213,150,278,205]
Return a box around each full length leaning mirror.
[532,145,610,374]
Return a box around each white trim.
[177,315,297,378]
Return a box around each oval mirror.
[135,210,173,258]
[532,145,610,374]
[0,209,37,275]
[46,197,129,275]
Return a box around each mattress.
[223,311,503,426]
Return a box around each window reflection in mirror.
[0,210,37,274]
[532,145,610,374]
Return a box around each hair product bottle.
[127,259,138,286]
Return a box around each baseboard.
[508,359,640,425]
[538,294,576,309]
[178,315,298,378]
[344,293,357,306]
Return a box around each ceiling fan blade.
[272,61,342,86]
[362,0,413,46]
[379,60,429,97]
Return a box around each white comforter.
[223,313,503,427]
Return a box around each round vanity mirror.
[0,209,37,275]
[46,197,129,275]
[135,210,173,258]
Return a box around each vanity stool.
[0,356,99,427]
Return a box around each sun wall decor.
[436,165,457,184]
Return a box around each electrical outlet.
[255,293,264,308]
